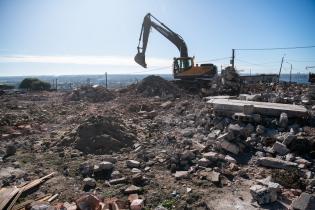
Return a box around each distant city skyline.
[0,0,315,76]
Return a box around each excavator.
[134,13,217,83]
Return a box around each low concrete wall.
[241,74,279,84]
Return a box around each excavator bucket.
[134,52,147,68]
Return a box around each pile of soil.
[61,115,136,154]
[136,75,181,98]
[66,85,115,102]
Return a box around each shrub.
[19,78,51,91]
[0,84,15,90]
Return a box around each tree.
[19,78,51,91]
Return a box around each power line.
[235,58,280,66]
[287,59,315,63]
[234,45,315,51]
[196,56,230,63]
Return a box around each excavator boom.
[135,13,188,68]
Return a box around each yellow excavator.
[134,13,217,81]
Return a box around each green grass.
[161,199,176,209]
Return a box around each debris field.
[1,74,315,210]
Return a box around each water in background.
[279,73,308,84]
[0,73,309,90]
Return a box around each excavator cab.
[173,57,217,79]
[173,57,193,74]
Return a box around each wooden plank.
[7,188,23,210]
[0,187,19,210]
[37,194,53,202]
[47,194,59,203]
[7,172,55,210]
[22,172,55,192]
[208,99,308,117]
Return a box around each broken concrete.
[250,184,277,205]
[272,141,290,155]
[1,77,315,210]
[279,112,289,128]
[257,157,298,169]
[208,171,220,183]
[125,185,142,194]
[126,160,140,168]
[174,171,189,179]
[83,177,96,190]
[291,193,315,210]
[198,158,210,167]
[208,98,308,117]
[220,140,240,155]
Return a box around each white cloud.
[0,54,171,67]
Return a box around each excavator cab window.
[174,58,192,73]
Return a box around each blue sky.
[0,0,314,76]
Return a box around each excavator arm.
[135,13,188,68]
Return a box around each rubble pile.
[216,66,242,95]
[66,85,115,102]
[136,75,181,98]
[2,77,315,210]
[0,98,56,140]
[150,95,315,207]
[240,83,310,105]
[60,115,136,154]
[0,112,30,127]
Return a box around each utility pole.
[290,63,292,84]
[231,49,235,69]
[278,55,285,82]
[55,79,58,90]
[306,66,315,83]
[105,72,108,89]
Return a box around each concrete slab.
[203,95,236,100]
[207,99,307,117]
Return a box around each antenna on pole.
[278,55,285,83]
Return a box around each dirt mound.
[66,85,115,102]
[62,115,136,154]
[136,75,181,98]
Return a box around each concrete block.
[257,157,297,169]
[220,140,240,155]
[208,99,307,117]
[291,192,315,210]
